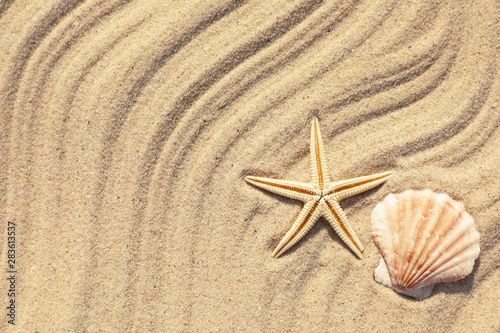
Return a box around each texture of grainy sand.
[0,1,498,332]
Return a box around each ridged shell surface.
[372,190,480,299]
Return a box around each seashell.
[371,189,480,300]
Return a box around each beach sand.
[0,0,498,332]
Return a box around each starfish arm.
[310,118,331,190]
[272,200,321,258]
[245,176,317,202]
[323,198,364,259]
[327,171,393,201]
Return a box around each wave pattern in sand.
[0,0,498,332]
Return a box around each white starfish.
[246,118,393,259]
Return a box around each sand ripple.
[0,0,498,332]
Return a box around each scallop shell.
[371,190,480,300]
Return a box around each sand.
[0,0,498,332]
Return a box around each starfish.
[246,118,393,259]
